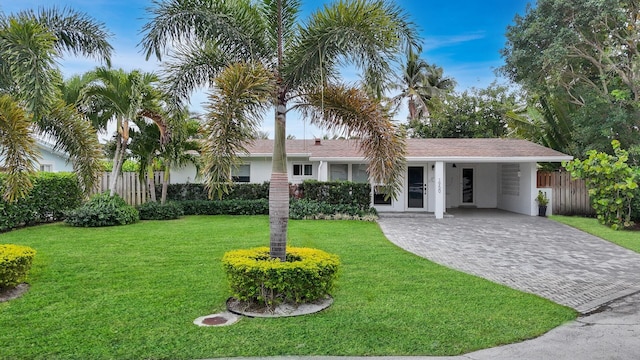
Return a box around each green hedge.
[137,201,184,220]
[289,199,377,220]
[160,183,270,201]
[177,199,269,215]
[0,244,36,289]
[0,172,83,232]
[300,180,371,210]
[222,247,340,307]
[65,193,139,227]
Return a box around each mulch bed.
[0,283,29,302]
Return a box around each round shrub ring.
[222,247,340,310]
[0,244,36,289]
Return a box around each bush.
[300,180,371,210]
[0,244,36,289]
[177,199,269,215]
[161,183,270,201]
[65,193,139,227]
[137,201,184,220]
[222,247,340,307]
[289,199,377,220]
[0,172,83,232]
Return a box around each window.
[39,164,52,172]
[329,164,348,181]
[373,186,392,205]
[232,164,250,182]
[352,164,369,183]
[293,164,313,176]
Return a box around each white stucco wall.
[169,163,200,184]
[497,162,537,215]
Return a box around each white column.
[434,161,445,219]
[317,161,328,181]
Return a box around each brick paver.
[377,210,640,314]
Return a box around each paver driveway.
[377,210,640,314]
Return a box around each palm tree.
[392,46,455,124]
[80,67,167,196]
[141,0,417,260]
[0,8,112,201]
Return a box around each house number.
[438,178,441,194]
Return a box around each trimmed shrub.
[289,199,377,220]
[222,247,340,307]
[137,201,184,220]
[300,180,371,210]
[0,244,36,289]
[177,199,269,215]
[160,183,270,201]
[0,172,83,232]
[65,193,139,227]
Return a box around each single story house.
[171,138,572,219]
[0,138,73,173]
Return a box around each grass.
[0,216,576,359]
[551,215,640,253]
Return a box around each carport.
[373,138,573,219]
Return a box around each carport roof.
[243,138,573,162]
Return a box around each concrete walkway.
[377,210,640,314]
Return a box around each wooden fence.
[537,171,595,216]
[92,171,165,206]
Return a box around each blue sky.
[2,0,531,138]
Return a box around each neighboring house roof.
[243,138,573,163]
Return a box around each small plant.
[222,247,340,308]
[0,244,36,289]
[137,201,184,220]
[535,191,549,206]
[65,193,139,227]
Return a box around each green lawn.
[551,215,640,253]
[0,216,576,359]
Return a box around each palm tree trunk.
[161,164,169,205]
[109,134,122,196]
[269,96,289,261]
[147,160,157,203]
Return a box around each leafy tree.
[141,0,417,260]
[565,140,638,229]
[501,0,640,157]
[409,83,518,138]
[0,8,111,201]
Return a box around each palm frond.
[299,84,406,198]
[259,0,301,52]
[140,0,270,62]
[31,7,112,65]
[201,62,274,199]
[160,42,232,102]
[0,95,39,202]
[0,17,59,121]
[35,99,103,195]
[284,0,418,96]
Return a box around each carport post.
[434,161,444,219]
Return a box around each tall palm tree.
[392,46,455,124]
[141,0,417,260]
[80,68,167,196]
[0,8,112,201]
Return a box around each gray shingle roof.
[244,138,572,162]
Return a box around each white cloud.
[422,32,486,51]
